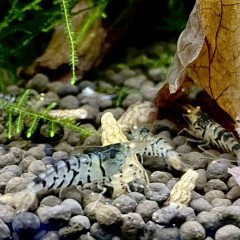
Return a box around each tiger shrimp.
[132,127,190,171]
[0,142,139,212]
[183,105,240,159]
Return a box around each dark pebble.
[135,200,159,222]
[204,179,228,192]
[189,198,212,213]
[112,195,137,214]
[59,95,79,109]
[226,186,240,201]
[150,171,173,184]
[180,221,205,240]
[154,226,180,240]
[56,83,78,97]
[127,192,146,204]
[90,222,116,240]
[26,73,49,92]
[206,159,231,180]
[211,198,232,207]
[222,206,240,228]
[204,190,225,203]
[144,183,170,204]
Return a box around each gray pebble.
[222,206,240,227]
[78,80,96,91]
[25,147,46,159]
[57,83,78,97]
[197,211,222,234]
[226,186,240,201]
[12,212,40,235]
[28,160,47,175]
[52,151,69,161]
[59,185,82,203]
[0,205,15,224]
[154,227,180,240]
[152,203,178,224]
[112,195,137,213]
[90,222,115,240]
[189,198,212,213]
[36,205,72,224]
[95,204,121,225]
[81,190,106,207]
[150,171,173,184]
[195,169,207,190]
[215,224,240,240]
[67,132,81,145]
[47,82,63,94]
[0,218,10,239]
[78,233,95,240]
[148,67,164,81]
[227,176,238,188]
[211,198,232,207]
[61,199,83,215]
[98,95,113,109]
[204,179,228,193]
[19,156,36,172]
[84,202,105,221]
[142,221,160,240]
[140,85,158,101]
[232,198,240,206]
[206,159,231,180]
[144,183,170,204]
[180,221,205,240]
[40,231,59,240]
[176,144,192,154]
[26,73,49,92]
[0,147,24,167]
[166,178,179,190]
[70,215,90,231]
[124,74,147,89]
[0,165,22,176]
[181,152,208,169]
[40,195,62,207]
[172,136,188,146]
[119,68,136,79]
[204,190,225,203]
[127,192,146,204]
[81,105,98,120]
[59,95,79,109]
[135,200,159,222]
[176,205,196,222]
[121,213,145,239]
[122,93,143,108]
[0,171,17,186]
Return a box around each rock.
[0,171,17,190]
[124,74,147,89]
[36,205,72,224]
[180,221,205,240]
[197,211,222,234]
[189,198,212,213]
[67,132,81,145]
[206,159,231,180]
[0,218,10,239]
[141,221,159,240]
[12,212,40,236]
[25,146,46,159]
[52,151,69,161]
[140,85,158,101]
[204,179,228,192]
[26,73,49,92]
[40,231,59,240]
[61,199,83,215]
[211,198,232,207]
[144,183,170,204]
[59,95,79,109]
[152,203,178,224]
[176,144,192,154]
[150,171,173,184]
[19,156,36,172]
[135,200,159,222]
[84,202,105,221]
[95,204,121,225]
[90,222,115,240]
[122,93,143,108]
[227,176,238,188]
[154,227,180,240]
[0,147,24,167]
[59,185,82,203]
[127,192,146,204]
[112,195,137,214]
[81,190,106,207]
[57,83,78,97]
[215,224,240,240]
[222,206,240,228]
[78,233,95,240]
[172,136,188,146]
[69,215,90,231]
[195,169,207,190]
[148,67,165,81]
[0,165,22,176]
[176,205,196,222]
[95,108,125,125]
[81,105,98,120]
[40,195,62,207]
[0,204,15,224]
[204,190,225,203]
[232,199,240,206]
[121,213,145,240]
[226,186,240,201]
[28,160,47,175]
[181,152,208,169]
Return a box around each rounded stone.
[211,198,232,207]
[150,171,173,184]
[180,221,205,240]
[95,204,121,225]
[90,222,115,240]
[206,159,231,180]
[0,165,22,176]
[215,224,240,240]
[19,156,36,172]
[226,186,240,201]
[61,199,83,215]
[28,160,47,175]
[0,218,10,239]
[40,195,62,207]
[127,192,146,204]
[204,179,228,192]
[144,183,170,204]
[112,195,137,214]
[195,169,207,190]
[52,151,69,161]
[204,190,225,203]
[222,206,240,228]
[25,147,46,159]
[181,152,208,169]
[0,205,15,224]
[59,95,79,109]
[26,73,49,92]
[189,198,212,213]
[135,200,159,222]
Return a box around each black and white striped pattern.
[185,106,240,156]
[27,143,131,193]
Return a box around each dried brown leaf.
[164,0,240,121]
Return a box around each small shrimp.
[184,105,240,158]
[132,127,189,171]
[0,142,136,212]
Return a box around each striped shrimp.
[132,127,189,171]
[0,142,138,212]
[184,105,240,158]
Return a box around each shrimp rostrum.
[0,142,138,212]
[183,105,240,158]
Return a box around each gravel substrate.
[0,42,240,240]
